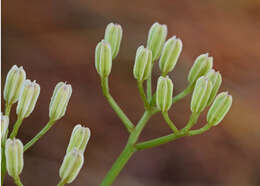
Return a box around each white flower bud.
[1,113,9,143]
[49,82,72,121]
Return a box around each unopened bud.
[1,113,9,143]
[5,138,24,178]
[191,77,212,113]
[207,92,232,126]
[49,82,72,121]
[95,40,112,77]
[156,76,173,112]
[159,36,183,76]
[16,80,40,119]
[59,148,84,184]
[4,65,26,105]
[133,46,152,81]
[147,22,167,61]
[205,69,222,106]
[66,124,91,154]
[188,53,213,85]
[104,23,123,59]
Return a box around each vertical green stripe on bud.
[95,40,112,77]
[205,69,222,106]
[1,113,9,143]
[133,46,152,81]
[207,92,232,126]
[16,80,40,119]
[49,82,72,121]
[191,76,213,113]
[5,138,24,178]
[156,76,173,112]
[66,124,91,154]
[147,22,168,61]
[4,65,26,105]
[159,36,183,76]
[59,148,84,184]
[188,53,213,85]
[104,23,123,59]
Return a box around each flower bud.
[104,23,123,59]
[49,82,72,121]
[4,65,26,105]
[191,77,212,113]
[66,124,91,154]
[156,76,173,112]
[147,22,167,61]
[5,138,24,178]
[133,46,152,81]
[205,69,222,106]
[188,53,213,85]
[159,36,183,76]
[207,92,232,126]
[59,148,84,184]
[16,80,40,119]
[1,113,9,143]
[95,40,112,77]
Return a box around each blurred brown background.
[2,0,260,185]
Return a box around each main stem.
[100,111,152,186]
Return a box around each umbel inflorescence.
[95,22,232,186]
[1,66,91,186]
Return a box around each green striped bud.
[4,65,26,105]
[188,53,213,85]
[207,92,232,126]
[191,77,212,113]
[66,124,91,154]
[104,23,122,59]
[205,69,222,106]
[49,82,72,121]
[147,22,167,61]
[16,80,40,119]
[156,76,173,112]
[1,113,9,143]
[5,138,24,178]
[95,40,112,77]
[159,36,183,76]
[133,46,152,81]
[59,148,84,184]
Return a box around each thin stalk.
[146,76,152,102]
[181,112,200,132]
[162,112,179,133]
[57,179,67,186]
[24,120,56,151]
[137,81,149,108]
[189,123,213,136]
[9,117,24,138]
[100,111,153,186]
[14,176,24,186]
[101,77,134,132]
[1,144,6,186]
[172,84,193,104]
[5,103,12,116]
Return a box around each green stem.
[101,77,135,132]
[24,120,56,152]
[9,117,24,138]
[100,143,136,186]
[14,176,24,186]
[146,75,152,102]
[5,103,12,116]
[1,144,6,186]
[100,111,153,186]
[172,84,193,104]
[162,112,179,133]
[57,179,67,186]
[189,123,213,136]
[136,131,187,150]
[137,81,149,108]
[181,112,200,132]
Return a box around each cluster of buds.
[59,124,91,184]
